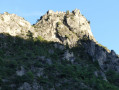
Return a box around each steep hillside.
[0,10,119,90]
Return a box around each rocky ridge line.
[0,9,96,47]
[0,12,36,39]
[35,9,96,47]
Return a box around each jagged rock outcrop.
[35,9,96,47]
[0,9,96,46]
[84,40,119,73]
[0,12,36,38]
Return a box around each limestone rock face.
[0,10,96,47]
[84,40,119,72]
[63,50,75,63]
[0,12,35,38]
[16,66,25,76]
[18,82,32,90]
[35,9,96,47]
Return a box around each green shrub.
[27,31,33,39]
[71,16,74,20]
[97,43,109,51]
[81,31,83,33]
[26,71,34,81]
[88,20,90,24]
[106,70,119,87]
[57,22,61,26]
[66,10,70,15]
[0,76,2,85]
[36,36,45,42]
[37,76,49,84]
[65,35,70,39]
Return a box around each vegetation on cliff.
[0,10,119,90]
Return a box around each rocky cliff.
[34,9,119,73]
[0,12,36,38]
[0,10,119,90]
[0,10,96,45]
[35,9,96,47]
